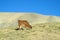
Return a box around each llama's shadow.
[15,27,32,30]
[15,28,24,30]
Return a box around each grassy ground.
[0,22,60,40]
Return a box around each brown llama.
[16,20,32,30]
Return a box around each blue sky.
[0,0,60,16]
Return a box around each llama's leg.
[16,23,21,30]
[18,24,20,28]
[18,23,21,28]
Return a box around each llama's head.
[29,25,32,29]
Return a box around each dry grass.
[0,22,60,40]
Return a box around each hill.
[0,12,60,28]
[0,12,60,40]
